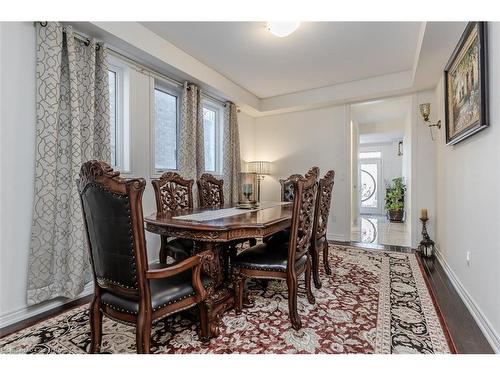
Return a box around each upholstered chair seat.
[233,243,307,273]
[101,265,213,316]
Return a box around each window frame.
[108,63,124,171]
[150,77,181,177]
[108,56,132,175]
[202,98,224,176]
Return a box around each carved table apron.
[144,203,292,339]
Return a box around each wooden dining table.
[144,202,293,340]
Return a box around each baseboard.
[327,233,346,242]
[0,283,94,329]
[435,247,500,353]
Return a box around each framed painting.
[444,22,488,145]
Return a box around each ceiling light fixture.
[266,22,301,37]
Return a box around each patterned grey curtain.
[27,23,110,305]
[222,102,242,204]
[178,82,204,205]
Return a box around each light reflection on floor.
[351,215,411,247]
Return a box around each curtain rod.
[35,22,230,108]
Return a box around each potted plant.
[385,177,406,222]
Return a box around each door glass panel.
[360,163,378,209]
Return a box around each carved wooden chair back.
[77,160,149,302]
[279,174,302,202]
[313,170,335,240]
[197,173,224,208]
[287,167,319,264]
[152,172,194,213]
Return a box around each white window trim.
[150,77,181,178]
[108,56,132,175]
[202,98,224,176]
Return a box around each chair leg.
[159,236,168,264]
[233,273,245,315]
[310,246,322,289]
[323,241,332,275]
[287,274,302,331]
[305,256,316,305]
[136,309,152,354]
[89,295,102,353]
[198,303,210,342]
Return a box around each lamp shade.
[248,161,271,175]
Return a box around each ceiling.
[351,96,412,125]
[141,22,422,98]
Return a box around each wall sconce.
[248,161,271,202]
[419,103,442,141]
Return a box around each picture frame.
[444,22,488,145]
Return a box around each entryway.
[349,96,412,247]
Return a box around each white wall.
[254,105,350,241]
[237,111,256,165]
[414,90,438,241]
[0,22,50,327]
[433,22,500,351]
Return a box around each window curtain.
[222,102,242,204]
[27,22,110,305]
[178,82,205,205]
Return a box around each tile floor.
[351,214,411,247]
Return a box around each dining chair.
[77,161,211,354]
[152,172,195,264]
[197,173,224,209]
[232,167,319,331]
[310,170,335,288]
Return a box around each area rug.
[0,245,455,354]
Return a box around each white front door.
[359,158,383,215]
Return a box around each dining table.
[144,201,293,340]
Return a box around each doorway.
[349,96,412,247]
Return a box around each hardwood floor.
[1,244,494,353]
[419,256,493,354]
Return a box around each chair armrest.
[146,253,208,302]
[146,256,200,279]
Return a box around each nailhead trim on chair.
[84,182,138,289]
[102,301,138,315]
[97,277,138,290]
[234,259,306,273]
[101,278,215,316]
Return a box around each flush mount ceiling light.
[266,22,301,37]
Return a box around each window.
[108,70,118,167]
[202,100,223,174]
[108,58,130,173]
[153,81,179,173]
[359,151,382,159]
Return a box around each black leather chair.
[152,172,196,264]
[232,167,318,331]
[77,161,212,353]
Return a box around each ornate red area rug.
[0,245,455,354]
